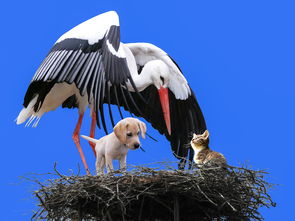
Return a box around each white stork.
[16,11,206,173]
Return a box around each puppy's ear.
[137,120,147,139]
[114,121,126,143]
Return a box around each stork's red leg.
[72,113,90,175]
[89,111,97,156]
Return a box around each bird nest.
[31,163,275,221]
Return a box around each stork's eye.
[160,76,165,85]
[127,132,132,137]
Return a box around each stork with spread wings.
[17,11,206,173]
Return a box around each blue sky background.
[1,0,294,220]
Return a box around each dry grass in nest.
[29,162,275,221]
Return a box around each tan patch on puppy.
[114,118,146,149]
[114,121,127,144]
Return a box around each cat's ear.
[193,133,197,138]
[203,130,209,140]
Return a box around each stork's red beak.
[158,87,171,135]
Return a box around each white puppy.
[81,118,146,174]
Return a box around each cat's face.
[191,130,209,147]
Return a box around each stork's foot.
[178,159,186,170]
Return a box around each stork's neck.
[122,44,153,92]
[123,44,170,92]
[127,69,153,92]
[127,60,169,92]
[127,61,169,92]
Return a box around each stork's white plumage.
[125,43,191,100]
[56,11,119,45]
[17,11,206,172]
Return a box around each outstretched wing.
[116,43,207,164]
[22,11,141,132]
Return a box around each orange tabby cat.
[191,130,226,167]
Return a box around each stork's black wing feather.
[22,12,142,134]
[108,85,207,166]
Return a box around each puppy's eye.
[127,132,132,137]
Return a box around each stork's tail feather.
[16,108,33,125]
[16,96,38,124]
[16,96,41,127]
[81,135,98,144]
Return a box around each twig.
[29,162,275,221]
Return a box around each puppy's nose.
[134,143,140,149]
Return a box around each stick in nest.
[30,162,275,221]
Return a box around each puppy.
[81,118,146,174]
